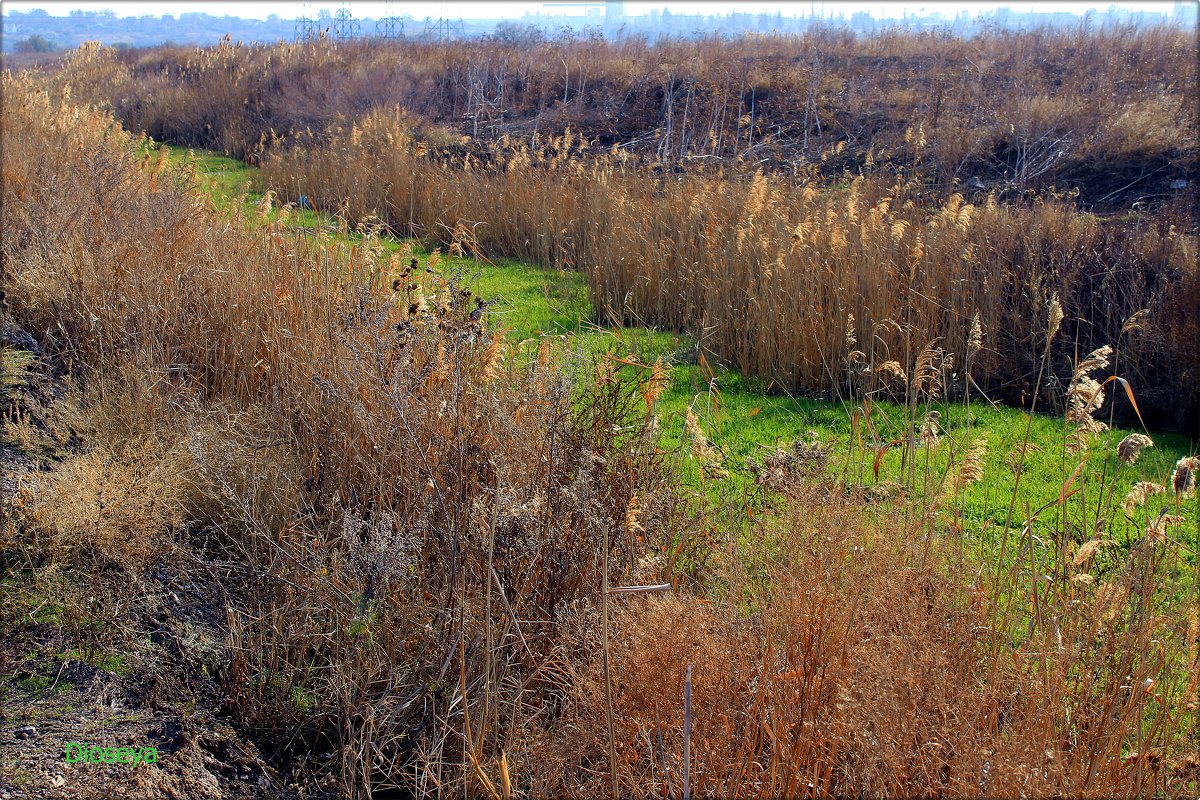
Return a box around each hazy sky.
[1,1,1184,20]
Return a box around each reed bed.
[54,25,1197,209]
[46,31,1199,425]
[258,113,1199,429]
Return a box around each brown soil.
[0,316,308,800]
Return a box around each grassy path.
[165,145,1198,556]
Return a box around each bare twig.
[683,663,694,800]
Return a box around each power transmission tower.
[294,2,319,41]
[294,18,318,40]
[422,17,466,41]
[372,0,406,40]
[331,8,361,40]
[376,16,405,39]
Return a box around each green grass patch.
[64,648,133,677]
[654,359,1195,539]
[14,671,73,695]
[159,144,261,214]
[1,348,35,388]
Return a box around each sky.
[1,1,1185,20]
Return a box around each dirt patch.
[1,677,286,799]
[0,317,306,800]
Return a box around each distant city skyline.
[3,1,1186,20]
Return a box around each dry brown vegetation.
[559,491,1197,797]
[2,73,691,795]
[45,32,1198,429]
[3,37,1200,800]
[255,119,1198,429]
[54,26,1197,209]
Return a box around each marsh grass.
[59,26,1197,211]
[56,30,1197,423]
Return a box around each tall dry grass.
[545,483,1199,798]
[258,112,1199,430]
[54,25,1198,208]
[2,73,692,797]
[43,31,1198,425]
